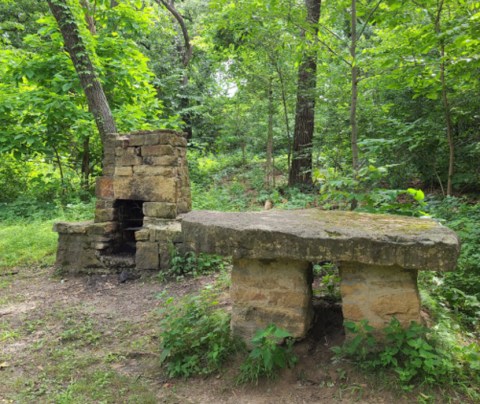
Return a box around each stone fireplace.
[54,130,191,273]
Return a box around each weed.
[0,323,20,342]
[59,318,102,346]
[331,318,475,390]
[158,287,239,378]
[237,324,298,384]
[312,262,341,300]
[167,247,227,280]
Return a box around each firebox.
[113,200,144,255]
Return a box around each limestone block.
[114,166,133,176]
[143,202,177,219]
[114,136,131,149]
[53,221,93,234]
[95,208,116,223]
[181,209,460,271]
[177,199,191,214]
[149,221,182,243]
[171,136,187,147]
[230,258,313,342]
[159,243,172,270]
[132,166,175,177]
[136,242,159,270]
[116,153,142,167]
[113,176,177,202]
[125,134,145,146]
[339,262,421,330]
[141,144,174,157]
[87,222,117,236]
[134,228,151,241]
[95,177,114,200]
[142,156,178,167]
[55,232,103,272]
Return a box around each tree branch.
[155,0,192,66]
[356,0,383,41]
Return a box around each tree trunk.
[273,60,292,173]
[265,78,274,189]
[350,0,359,173]
[156,0,194,139]
[81,136,90,189]
[79,0,96,35]
[288,0,321,188]
[434,0,454,196]
[47,0,117,146]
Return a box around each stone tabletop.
[182,209,460,271]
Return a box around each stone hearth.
[54,130,191,273]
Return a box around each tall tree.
[289,0,321,188]
[155,0,194,138]
[47,0,116,144]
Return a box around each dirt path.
[0,266,454,403]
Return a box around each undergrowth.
[158,286,240,378]
[332,318,480,397]
[236,324,297,385]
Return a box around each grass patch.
[0,220,58,270]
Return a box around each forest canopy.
[0,0,479,205]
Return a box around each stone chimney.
[54,130,191,273]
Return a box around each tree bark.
[288,0,321,188]
[265,78,274,189]
[81,136,90,188]
[434,0,454,196]
[350,0,359,173]
[47,0,117,146]
[79,0,96,35]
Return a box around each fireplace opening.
[114,199,144,255]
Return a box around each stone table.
[182,209,460,341]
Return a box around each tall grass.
[0,199,94,271]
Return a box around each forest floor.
[0,266,472,403]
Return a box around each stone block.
[132,166,175,177]
[143,202,177,219]
[149,221,182,242]
[144,132,161,145]
[141,144,175,157]
[87,222,117,236]
[143,156,178,167]
[339,263,421,330]
[177,198,192,214]
[95,208,116,223]
[53,221,93,234]
[136,242,159,270]
[126,134,145,146]
[55,232,103,273]
[134,228,151,241]
[230,258,313,342]
[95,177,114,200]
[116,153,142,167]
[113,176,177,202]
[114,136,131,149]
[114,166,133,176]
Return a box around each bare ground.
[0,266,470,403]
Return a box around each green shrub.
[237,324,297,384]
[167,248,227,280]
[158,287,239,378]
[425,197,480,330]
[332,319,457,389]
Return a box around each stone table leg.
[339,262,421,332]
[231,258,313,343]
